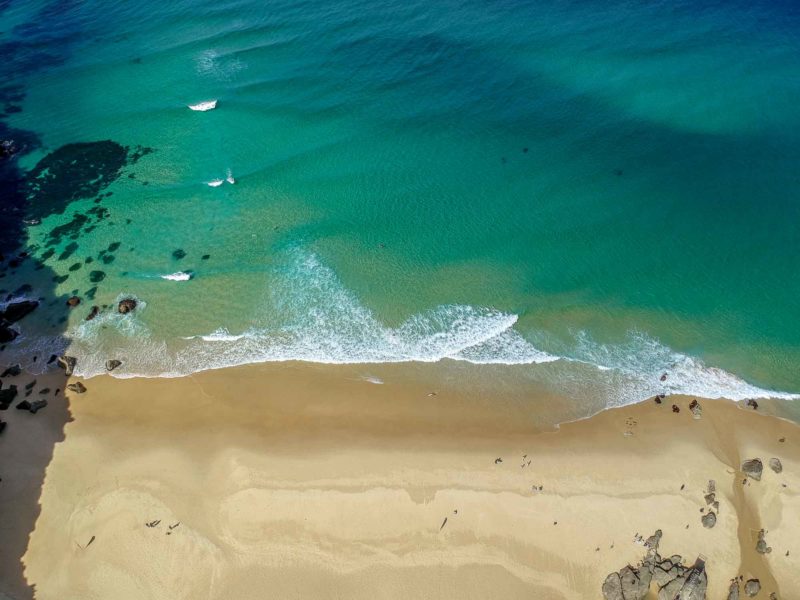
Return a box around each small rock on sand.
[742,459,763,481]
[768,458,782,474]
[66,382,87,394]
[105,359,122,371]
[701,511,716,528]
[744,579,760,597]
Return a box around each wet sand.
[1,362,798,599]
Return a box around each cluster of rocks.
[727,577,764,598]
[602,530,707,600]
[701,479,719,528]
[741,457,783,483]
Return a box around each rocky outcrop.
[0,300,39,322]
[602,531,707,600]
[0,325,19,343]
[66,296,81,307]
[57,355,77,376]
[118,297,137,314]
[86,306,99,321]
[742,459,763,481]
[768,458,782,474]
[105,359,122,371]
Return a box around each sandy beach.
[0,362,795,599]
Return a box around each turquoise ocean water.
[2,0,799,411]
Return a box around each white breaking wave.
[188,99,217,111]
[160,272,193,281]
[56,250,798,407]
[207,179,224,187]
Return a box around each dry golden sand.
[1,363,798,599]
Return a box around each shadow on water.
[0,2,148,597]
[0,98,72,599]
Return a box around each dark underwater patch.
[25,141,129,220]
[88,270,105,283]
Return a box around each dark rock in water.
[15,399,31,411]
[0,420,6,434]
[66,382,87,394]
[24,140,130,221]
[1,364,21,377]
[108,242,121,252]
[85,286,98,300]
[0,300,39,323]
[28,399,47,413]
[172,248,186,260]
[769,457,782,474]
[744,579,760,597]
[57,240,80,260]
[746,399,759,410]
[48,354,58,364]
[660,373,668,381]
[57,355,77,376]
[0,325,19,343]
[654,396,662,404]
[742,459,763,481]
[118,297,137,314]
[201,254,210,260]
[105,359,122,371]
[66,295,81,307]
[101,254,115,264]
[0,385,19,409]
[68,262,82,271]
[88,270,106,283]
[39,387,50,394]
[86,306,99,321]
[701,511,716,528]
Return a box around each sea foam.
[56,250,798,407]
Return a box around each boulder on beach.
[769,458,782,474]
[57,355,77,376]
[701,511,716,529]
[0,385,19,409]
[742,459,763,481]
[66,382,87,394]
[744,579,760,597]
[66,296,81,307]
[1,364,21,377]
[105,359,122,371]
[602,531,707,600]
[118,297,137,314]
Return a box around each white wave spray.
[55,250,798,407]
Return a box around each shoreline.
[0,361,796,599]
